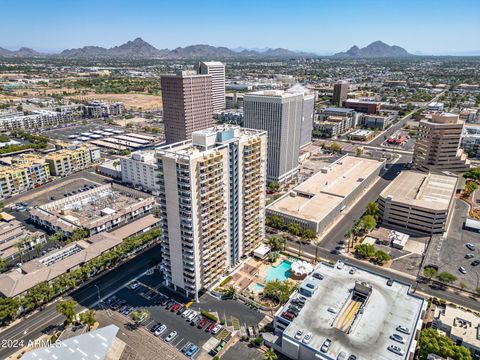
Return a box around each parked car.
[349,267,357,275]
[321,338,331,352]
[177,306,187,315]
[387,278,394,286]
[182,309,192,318]
[348,355,357,360]
[396,325,410,335]
[466,243,476,251]
[465,253,475,259]
[205,322,216,333]
[337,261,344,269]
[211,324,222,335]
[459,266,467,274]
[294,329,304,340]
[337,351,347,360]
[129,281,140,290]
[192,316,202,327]
[187,312,197,322]
[155,324,167,336]
[150,323,161,333]
[387,345,404,356]
[302,332,312,344]
[472,260,480,266]
[165,331,177,342]
[185,345,198,357]
[171,303,181,312]
[198,319,209,329]
[312,272,324,280]
[390,334,406,344]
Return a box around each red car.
[281,312,294,321]
[205,322,216,333]
[197,318,208,329]
[171,303,181,312]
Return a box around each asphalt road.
[0,243,162,360]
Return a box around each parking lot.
[42,120,126,142]
[425,200,480,291]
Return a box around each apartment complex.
[244,90,303,183]
[269,261,426,360]
[316,107,359,137]
[83,101,124,118]
[45,145,101,176]
[120,150,160,193]
[359,114,394,130]
[461,125,480,158]
[156,125,266,300]
[267,155,385,234]
[161,71,214,143]
[413,112,470,172]
[332,80,349,106]
[0,215,46,261]
[378,171,458,235]
[0,110,72,131]
[198,61,226,112]
[0,155,51,199]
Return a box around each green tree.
[264,280,298,304]
[355,244,376,258]
[223,286,236,299]
[0,298,20,324]
[266,215,285,230]
[361,215,377,231]
[463,168,480,181]
[330,142,342,153]
[355,147,363,156]
[436,272,457,284]
[464,181,478,195]
[374,250,391,265]
[423,267,438,280]
[287,223,303,237]
[79,310,96,330]
[267,181,280,192]
[365,201,380,219]
[56,299,77,325]
[418,328,472,360]
[264,348,278,360]
[265,235,285,252]
[70,228,88,243]
[0,258,7,273]
[130,308,150,324]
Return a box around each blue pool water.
[265,260,292,282]
[253,283,265,293]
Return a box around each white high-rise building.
[198,61,226,112]
[156,125,266,300]
[243,90,304,183]
[120,150,160,194]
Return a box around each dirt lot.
[69,93,162,110]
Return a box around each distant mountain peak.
[334,41,412,58]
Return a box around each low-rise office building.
[267,155,385,234]
[30,183,156,236]
[462,125,480,158]
[427,102,445,112]
[360,114,394,130]
[343,99,381,114]
[378,171,458,235]
[120,150,159,194]
[269,261,426,360]
[316,108,358,137]
[0,155,52,199]
[83,101,124,118]
[433,305,480,359]
[347,128,374,141]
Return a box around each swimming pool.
[265,260,292,282]
[252,283,265,293]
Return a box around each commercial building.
[21,325,124,360]
[83,101,124,118]
[378,171,458,235]
[343,99,381,114]
[267,155,385,234]
[433,305,480,359]
[0,110,73,131]
[244,90,303,183]
[161,70,214,143]
[0,155,51,199]
[45,145,101,176]
[120,150,160,194]
[359,114,394,130]
[269,261,426,360]
[156,125,266,300]
[462,125,480,158]
[413,113,470,172]
[198,61,226,112]
[316,108,358,137]
[348,129,374,141]
[293,87,315,148]
[225,93,244,109]
[30,183,156,236]
[427,102,444,112]
[332,81,349,106]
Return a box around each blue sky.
[1,0,479,54]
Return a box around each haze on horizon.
[1,0,479,55]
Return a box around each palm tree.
[16,242,25,263]
[0,257,7,273]
[34,243,43,258]
[264,348,278,360]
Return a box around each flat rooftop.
[379,171,458,211]
[268,156,383,224]
[280,262,425,360]
[434,304,480,348]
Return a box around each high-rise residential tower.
[332,80,349,106]
[198,61,226,112]
[244,90,304,183]
[161,71,214,144]
[156,125,266,300]
[413,112,470,172]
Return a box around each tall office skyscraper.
[198,61,226,112]
[413,112,470,172]
[333,80,349,106]
[287,85,315,148]
[161,71,214,144]
[156,125,266,300]
[244,90,303,183]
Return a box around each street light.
[94,284,100,301]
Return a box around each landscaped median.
[0,228,161,327]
